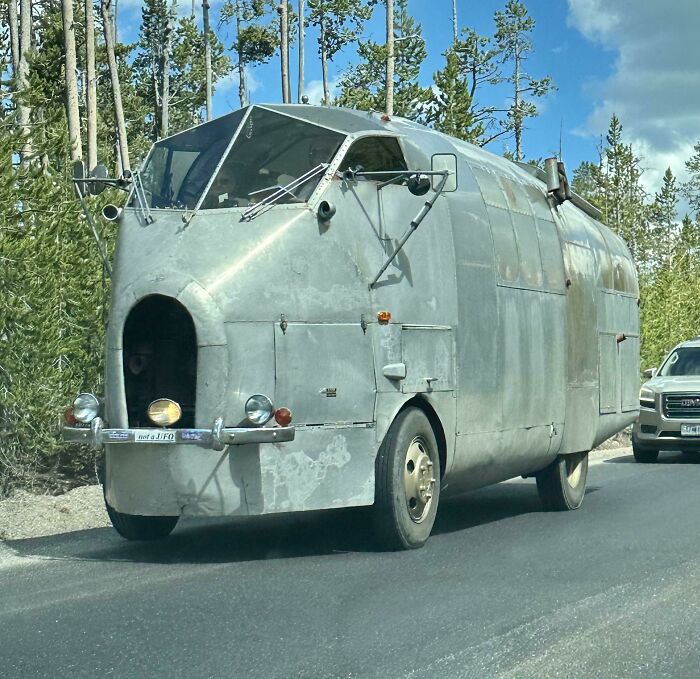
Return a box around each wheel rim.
[565,453,584,488]
[403,436,436,523]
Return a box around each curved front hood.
[109,206,372,336]
[646,376,700,393]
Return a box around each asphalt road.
[3,449,700,678]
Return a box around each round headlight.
[147,399,182,427]
[73,393,100,424]
[245,394,274,425]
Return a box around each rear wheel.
[632,439,659,463]
[373,408,441,550]
[105,501,179,541]
[536,451,588,511]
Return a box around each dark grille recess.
[663,393,700,419]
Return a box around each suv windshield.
[660,347,700,376]
[200,107,344,209]
[134,110,246,209]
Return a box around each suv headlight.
[639,386,655,409]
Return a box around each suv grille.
[663,393,700,419]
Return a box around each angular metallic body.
[82,105,639,517]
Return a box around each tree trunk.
[297,0,304,102]
[514,42,521,161]
[161,0,176,137]
[385,0,394,116]
[101,0,130,173]
[237,10,247,106]
[85,0,97,170]
[279,0,290,103]
[320,12,328,105]
[203,0,212,119]
[452,0,458,44]
[17,0,32,162]
[62,0,83,161]
[8,0,19,75]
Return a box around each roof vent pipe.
[544,158,560,194]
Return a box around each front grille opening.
[663,393,700,420]
[123,295,197,428]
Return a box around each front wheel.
[632,439,659,463]
[536,451,588,511]
[105,501,179,541]
[373,407,441,550]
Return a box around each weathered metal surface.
[78,104,639,517]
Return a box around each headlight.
[147,398,182,427]
[73,393,100,423]
[639,386,655,408]
[245,394,274,425]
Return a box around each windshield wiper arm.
[242,163,329,221]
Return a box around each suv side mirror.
[643,368,658,378]
[431,153,457,192]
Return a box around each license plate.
[134,430,176,443]
[681,424,700,437]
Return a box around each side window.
[338,137,407,182]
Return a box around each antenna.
[559,118,563,161]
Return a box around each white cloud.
[303,77,341,105]
[567,0,700,199]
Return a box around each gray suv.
[633,338,700,462]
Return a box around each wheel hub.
[403,436,436,523]
[565,453,583,488]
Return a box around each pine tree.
[426,47,481,142]
[221,0,278,107]
[336,0,430,121]
[452,28,506,146]
[135,3,231,139]
[650,167,679,267]
[494,0,554,161]
[307,0,371,105]
[683,141,700,217]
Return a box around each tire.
[632,439,659,464]
[373,407,441,550]
[536,451,588,511]
[105,500,179,541]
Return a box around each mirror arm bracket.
[369,171,449,289]
[74,182,113,278]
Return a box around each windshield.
[659,347,700,376]
[133,110,246,209]
[200,107,345,209]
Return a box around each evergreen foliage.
[336,0,431,120]
[0,117,113,494]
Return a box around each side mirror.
[431,154,457,192]
[88,164,109,195]
[407,174,431,196]
[643,368,658,379]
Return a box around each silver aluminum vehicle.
[633,338,700,462]
[63,105,640,549]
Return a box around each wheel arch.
[397,396,448,480]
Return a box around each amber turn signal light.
[274,407,293,427]
[377,311,391,324]
[64,408,78,426]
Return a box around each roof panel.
[259,104,388,134]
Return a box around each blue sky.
[117,0,700,204]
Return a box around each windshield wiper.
[242,163,329,221]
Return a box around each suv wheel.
[632,437,659,463]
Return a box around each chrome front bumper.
[62,416,295,450]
